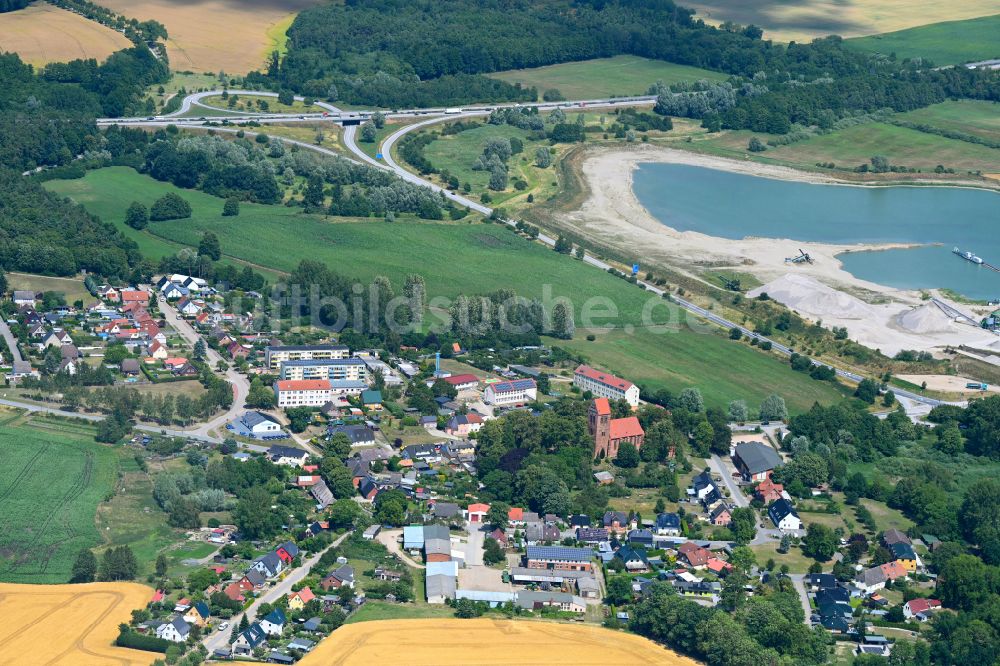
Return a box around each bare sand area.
[897,374,999,394]
[0,582,156,665]
[557,145,1000,356]
[299,618,700,666]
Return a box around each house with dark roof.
[259,608,286,636]
[882,528,911,547]
[655,512,681,536]
[251,552,284,578]
[733,442,783,482]
[328,424,376,447]
[576,527,609,544]
[888,541,918,572]
[627,529,654,548]
[614,544,651,572]
[602,510,629,534]
[690,470,720,504]
[525,545,593,572]
[234,623,268,655]
[155,617,191,643]
[767,498,801,531]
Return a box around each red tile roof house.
[903,598,942,621]
[443,373,480,392]
[489,528,509,547]
[755,477,785,504]
[508,507,525,526]
[120,289,150,305]
[677,542,712,568]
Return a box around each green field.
[846,14,1000,66]
[0,412,117,583]
[490,55,727,100]
[896,100,1000,144]
[7,272,96,306]
[696,122,1000,174]
[553,327,845,413]
[423,124,536,192]
[49,167,849,410]
[346,600,455,624]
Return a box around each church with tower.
[588,397,644,460]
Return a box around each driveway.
[0,320,24,363]
[376,529,424,569]
[787,574,813,625]
[202,530,352,654]
[708,455,749,508]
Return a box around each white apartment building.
[264,344,349,370]
[274,379,334,407]
[279,358,367,382]
[483,378,537,406]
[573,364,640,407]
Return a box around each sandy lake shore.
[556,145,1000,356]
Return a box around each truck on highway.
[444,107,463,114]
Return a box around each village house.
[320,565,355,590]
[233,623,268,656]
[710,503,733,527]
[268,444,309,467]
[754,477,785,503]
[442,373,479,392]
[677,542,713,569]
[889,541,919,572]
[12,290,37,306]
[259,608,286,636]
[182,601,210,627]
[287,587,316,610]
[155,617,191,643]
[655,512,681,537]
[903,598,942,621]
[444,412,484,437]
[768,498,802,531]
[690,470,721,504]
[516,591,586,614]
[602,510,630,535]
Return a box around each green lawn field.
[49,167,848,411]
[490,55,727,100]
[553,327,845,414]
[846,14,1000,66]
[895,100,1000,144]
[695,122,1000,173]
[423,124,535,192]
[0,413,117,583]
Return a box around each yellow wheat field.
[0,3,131,68]
[682,0,1000,42]
[93,0,321,74]
[299,618,701,666]
[0,582,157,666]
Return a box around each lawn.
[553,327,846,413]
[846,14,1000,66]
[7,272,95,306]
[696,122,1000,174]
[895,100,1000,144]
[423,124,536,192]
[749,542,815,574]
[201,93,318,115]
[0,412,118,584]
[489,55,727,100]
[345,600,455,624]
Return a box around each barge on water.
[954,247,985,264]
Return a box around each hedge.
[115,631,171,653]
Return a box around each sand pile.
[895,302,955,334]
[748,273,875,320]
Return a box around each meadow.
[895,100,1000,144]
[552,327,845,413]
[7,272,95,306]
[422,124,537,192]
[0,412,117,584]
[47,167,848,409]
[677,0,1000,43]
[92,0,321,73]
[201,93,317,114]
[0,582,156,665]
[302,618,700,666]
[692,121,1000,174]
[489,55,727,100]
[846,14,1000,65]
[0,3,130,68]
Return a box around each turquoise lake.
[632,163,1000,300]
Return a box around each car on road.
[218,622,229,631]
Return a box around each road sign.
[632,264,639,275]
[376,153,383,159]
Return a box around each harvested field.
[679,0,1000,42]
[0,3,131,68]
[93,0,321,73]
[0,582,156,665]
[299,619,699,665]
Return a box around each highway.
[99,90,948,408]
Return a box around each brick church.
[588,398,644,459]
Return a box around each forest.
[259,0,1000,133]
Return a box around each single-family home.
[328,424,376,448]
[233,623,268,656]
[768,498,802,531]
[602,510,630,535]
[148,341,169,360]
[320,564,355,591]
[444,412,484,437]
[888,542,918,572]
[854,566,888,595]
[268,444,309,467]
[655,512,681,537]
[903,598,941,621]
[251,552,284,578]
[276,541,300,564]
[882,528,911,548]
[287,587,316,610]
[710,503,733,526]
[516,590,586,614]
[677,542,712,568]
[627,529,654,548]
[755,477,785,503]
[259,608,286,637]
[614,544,651,572]
[691,470,720,504]
[12,290,36,306]
[156,617,191,643]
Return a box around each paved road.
[159,298,248,438]
[708,455,749,508]
[787,574,813,625]
[0,320,23,364]
[203,530,352,654]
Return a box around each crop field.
[895,100,1000,143]
[846,14,1000,65]
[0,582,156,665]
[490,56,727,100]
[301,619,699,665]
[92,0,322,73]
[0,3,131,68]
[678,0,1000,43]
[0,413,117,583]
[48,166,851,408]
[552,327,845,414]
